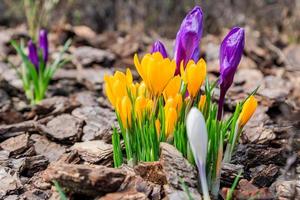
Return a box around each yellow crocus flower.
[135,96,147,121]
[138,82,147,97]
[116,95,132,129]
[165,107,177,138]
[155,119,161,136]
[181,59,206,98]
[163,75,181,101]
[134,52,176,96]
[238,95,258,127]
[104,71,127,107]
[198,95,206,111]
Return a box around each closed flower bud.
[39,29,48,64]
[218,27,245,120]
[151,40,168,58]
[182,59,206,98]
[135,96,147,121]
[104,71,128,107]
[174,6,203,75]
[238,95,257,128]
[165,107,177,138]
[198,95,206,111]
[117,96,132,129]
[28,40,39,69]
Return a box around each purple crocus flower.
[217,27,245,120]
[39,29,48,64]
[151,40,168,58]
[174,6,203,75]
[28,40,39,70]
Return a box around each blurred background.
[1,0,299,41]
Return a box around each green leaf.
[52,180,68,200]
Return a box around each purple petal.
[217,27,245,120]
[151,40,168,58]
[39,29,48,64]
[174,6,203,75]
[219,27,244,92]
[28,40,39,70]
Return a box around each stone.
[73,46,115,67]
[272,180,300,200]
[250,164,280,187]
[0,167,22,199]
[43,163,127,196]
[30,96,80,119]
[46,114,84,143]
[0,134,29,156]
[30,134,66,162]
[70,140,113,165]
[72,106,117,142]
[159,143,201,199]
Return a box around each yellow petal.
[135,96,147,121]
[186,59,206,98]
[126,68,133,85]
[165,107,177,137]
[163,75,181,101]
[198,95,206,111]
[155,119,161,137]
[238,96,258,127]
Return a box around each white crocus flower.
[186,107,210,200]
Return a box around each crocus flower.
[217,27,245,120]
[151,40,168,58]
[174,6,203,75]
[28,40,39,69]
[163,75,181,101]
[186,108,210,200]
[165,105,177,138]
[135,96,147,121]
[134,52,176,96]
[116,95,132,129]
[238,95,257,128]
[39,29,48,64]
[104,70,131,107]
[180,58,206,98]
[198,95,206,111]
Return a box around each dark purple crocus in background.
[151,40,168,58]
[28,40,39,69]
[27,29,49,70]
[39,30,48,64]
[217,27,245,120]
[174,6,203,75]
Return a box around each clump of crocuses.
[104,5,258,200]
[11,30,71,104]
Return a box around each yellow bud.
[163,75,181,101]
[135,96,147,121]
[238,96,258,127]
[117,96,132,129]
[104,72,127,107]
[134,52,176,96]
[185,59,206,98]
[126,68,133,85]
[138,82,147,97]
[174,93,183,114]
[198,95,206,111]
[155,119,161,137]
[165,107,177,138]
[180,61,187,84]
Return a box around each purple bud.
[174,6,203,75]
[151,40,168,58]
[217,27,245,120]
[39,29,48,64]
[28,40,39,70]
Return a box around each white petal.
[186,107,208,166]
